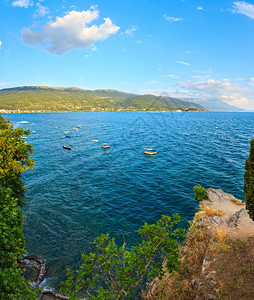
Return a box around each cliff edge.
[146,188,254,299]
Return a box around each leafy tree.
[0,116,37,299]
[60,214,185,299]
[0,114,9,130]
[193,185,208,201]
[244,138,254,220]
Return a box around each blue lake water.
[6,111,254,290]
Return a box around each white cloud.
[34,3,49,17]
[0,41,2,49]
[161,74,180,79]
[12,0,33,8]
[22,8,120,55]
[177,79,254,108]
[183,50,199,54]
[142,78,254,109]
[233,1,254,19]
[163,15,183,22]
[120,25,138,38]
[176,60,190,66]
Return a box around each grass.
[146,204,254,299]
[204,207,224,218]
[231,197,244,205]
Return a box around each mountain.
[182,97,245,112]
[0,86,205,113]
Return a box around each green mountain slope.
[0,86,205,112]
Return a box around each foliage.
[193,185,208,201]
[60,214,185,299]
[0,116,37,299]
[0,125,34,205]
[244,138,254,220]
[0,114,9,130]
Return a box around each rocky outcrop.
[40,291,70,300]
[18,255,46,288]
[146,188,254,299]
[227,207,247,227]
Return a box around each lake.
[7,111,254,290]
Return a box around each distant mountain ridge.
[182,97,245,112]
[0,86,205,113]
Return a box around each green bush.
[0,115,37,299]
[193,185,208,201]
[244,138,254,220]
[60,214,185,299]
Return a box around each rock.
[190,278,198,288]
[18,255,46,288]
[199,216,224,228]
[227,208,247,227]
[208,216,224,226]
[207,188,234,203]
[40,291,70,300]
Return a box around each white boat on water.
[101,143,110,149]
[91,140,99,142]
[73,127,78,131]
[64,131,70,134]
[144,148,156,156]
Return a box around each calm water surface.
[7,111,254,289]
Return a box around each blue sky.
[1,0,254,109]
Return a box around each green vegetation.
[193,185,208,201]
[244,138,254,220]
[0,86,205,113]
[60,214,185,299]
[0,115,37,299]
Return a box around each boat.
[64,131,70,134]
[63,145,71,150]
[65,135,71,138]
[144,148,156,156]
[32,131,36,134]
[78,125,83,128]
[91,140,99,142]
[101,143,110,149]
[54,126,58,129]
[21,136,27,139]
[73,127,78,131]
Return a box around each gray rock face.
[18,255,46,288]
[199,216,224,228]
[40,291,70,300]
[207,188,234,203]
[227,208,247,227]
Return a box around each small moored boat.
[91,140,98,142]
[78,125,83,128]
[54,126,58,129]
[101,143,110,149]
[63,145,71,150]
[64,131,70,134]
[65,135,71,138]
[73,127,78,131]
[21,136,27,139]
[144,148,156,156]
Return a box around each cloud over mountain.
[22,8,120,55]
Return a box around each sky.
[1,0,254,109]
